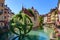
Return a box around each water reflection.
[0,31,49,40]
[39,32,49,40]
[0,32,8,40]
[10,31,49,40]
[11,35,39,40]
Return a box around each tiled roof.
[43,7,57,17]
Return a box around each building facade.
[43,0,60,39]
[22,7,40,29]
[0,0,14,33]
[0,0,5,27]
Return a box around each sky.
[5,0,58,15]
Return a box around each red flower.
[58,34,60,37]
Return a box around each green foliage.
[39,16,43,23]
[9,11,33,40]
[28,9,35,17]
[55,10,58,15]
[39,16,44,30]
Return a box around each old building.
[43,8,58,27]
[0,0,5,27]
[22,7,40,29]
[57,0,60,26]
[43,0,60,39]
[0,0,14,33]
[4,5,14,26]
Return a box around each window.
[8,12,9,13]
[4,11,7,13]
[4,16,6,19]
[34,16,36,21]
[0,23,4,26]
[0,3,4,7]
[0,9,3,14]
[57,26,60,29]
[0,16,4,21]
[1,23,3,26]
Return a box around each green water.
[0,30,50,40]
[10,30,50,40]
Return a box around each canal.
[9,30,50,40]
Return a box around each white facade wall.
[43,16,47,23]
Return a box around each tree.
[9,11,33,40]
[28,9,34,17]
[39,16,44,30]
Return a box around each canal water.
[39,32,50,40]
[9,30,50,40]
